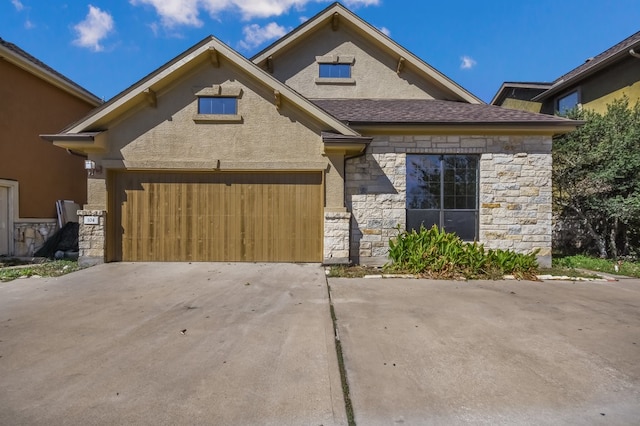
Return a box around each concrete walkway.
[0,263,345,425]
[329,277,640,425]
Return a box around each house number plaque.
[83,216,100,225]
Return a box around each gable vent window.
[193,85,243,123]
[319,63,351,79]
[198,97,237,115]
[315,55,355,85]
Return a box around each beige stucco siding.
[86,60,346,209]
[268,24,450,100]
[102,61,325,164]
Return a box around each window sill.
[315,78,356,85]
[193,114,243,123]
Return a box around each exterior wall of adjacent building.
[496,58,640,116]
[538,58,640,115]
[578,57,640,114]
[345,134,553,267]
[0,58,96,256]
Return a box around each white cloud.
[11,0,24,11]
[132,0,381,28]
[24,19,35,29]
[238,22,289,50]
[378,26,390,36]
[73,5,115,52]
[343,0,380,7]
[130,0,203,27]
[460,55,477,70]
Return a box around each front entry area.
[108,171,323,262]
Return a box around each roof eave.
[490,82,553,105]
[347,121,582,135]
[40,131,107,153]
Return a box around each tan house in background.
[44,2,578,268]
[0,38,102,257]
[492,30,640,114]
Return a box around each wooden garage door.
[109,171,323,262]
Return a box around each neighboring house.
[43,2,578,268]
[492,31,640,114]
[0,38,102,257]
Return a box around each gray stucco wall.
[345,134,553,267]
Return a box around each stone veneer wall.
[13,220,58,257]
[323,211,351,263]
[345,135,553,267]
[77,210,106,267]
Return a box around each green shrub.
[385,225,538,280]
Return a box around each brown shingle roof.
[311,98,576,125]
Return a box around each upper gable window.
[198,97,237,115]
[319,63,351,79]
[315,55,355,85]
[557,90,579,115]
[193,85,243,123]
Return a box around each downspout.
[630,49,640,59]
[343,149,367,214]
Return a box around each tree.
[553,97,640,259]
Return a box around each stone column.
[323,211,351,264]
[77,210,106,267]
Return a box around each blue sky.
[2,0,638,103]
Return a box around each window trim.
[192,85,243,123]
[406,154,479,241]
[315,54,356,85]
[197,96,238,115]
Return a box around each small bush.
[385,225,538,280]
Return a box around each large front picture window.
[406,154,479,240]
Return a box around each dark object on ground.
[35,222,79,258]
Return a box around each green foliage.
[0,260,80,282]
[385,225,539,280]
[554,97,640,258]
[553,255,640,278]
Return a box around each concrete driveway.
[329,277,640,425]
[0,263,345,425]
[2,264,640,425]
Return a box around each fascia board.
[349,122,582,136]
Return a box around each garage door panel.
[110,172,322,262]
